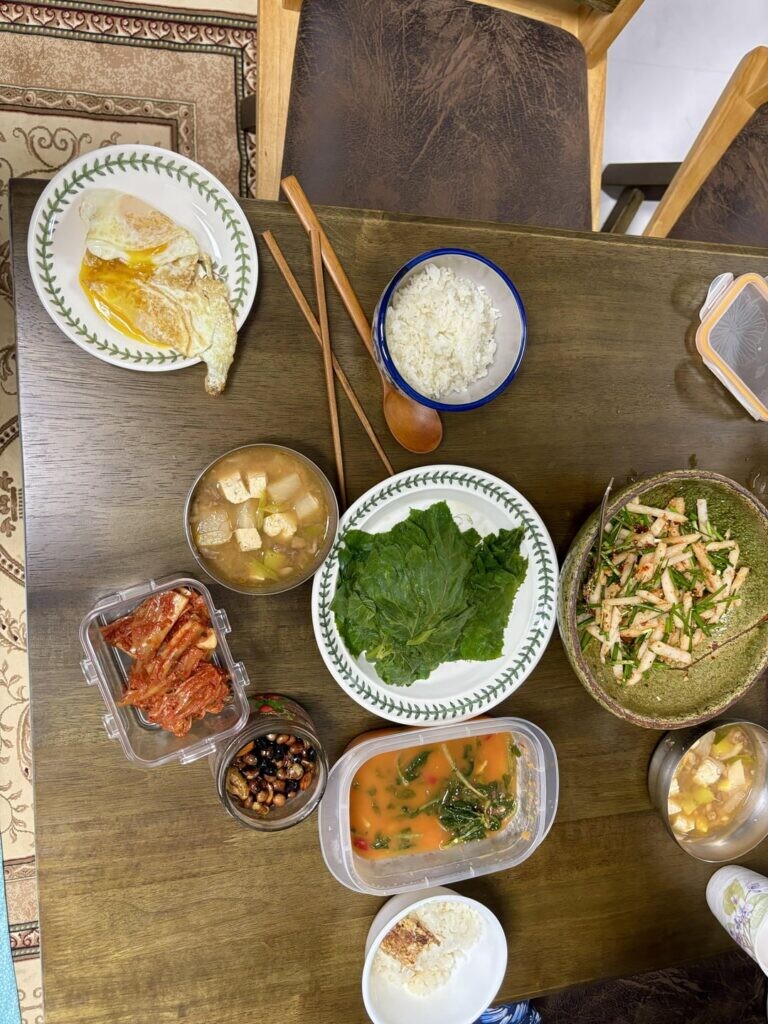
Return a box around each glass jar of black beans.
[211,694,328,830]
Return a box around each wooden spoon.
[280,176,443,454]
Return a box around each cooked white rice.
[372,899,484,997]
[385,263,500,399]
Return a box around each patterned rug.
[0,4,256,1020]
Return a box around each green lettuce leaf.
[331,502,528,686]
[459,527,527,661]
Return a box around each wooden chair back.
[256,0,643,227]
[646,47,768,240]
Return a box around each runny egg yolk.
[79,245,172,348]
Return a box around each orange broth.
[349,732,518,860]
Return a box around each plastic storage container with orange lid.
[696,272,768,421]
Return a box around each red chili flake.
[425,774,438,786]
[353,837,369,851]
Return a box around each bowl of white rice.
[372,249,526,412]
[362,887,508,1024]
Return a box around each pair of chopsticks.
[265,222,346,509]
[262,182,394,505]
[310,225,347,509]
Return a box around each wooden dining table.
[9,177,768,1024]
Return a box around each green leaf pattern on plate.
[34,151,252,365]
[316,470,556,721]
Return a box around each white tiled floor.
[601,0,768,232]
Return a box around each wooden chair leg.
[601,186,643,232]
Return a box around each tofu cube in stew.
[673,815,695,834]
[235,527,262,552]
[720,759,746,791]
[263,512,297,539]
[693,757,724,787]
[218,471,250,504]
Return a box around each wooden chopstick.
[261,231,394,477]
[309,225,347,510]
[280,175,374,356]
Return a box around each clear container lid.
[318,716,558,896]
[697,272,768,421]
[79,574,249,768]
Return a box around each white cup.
[707,866,768,969]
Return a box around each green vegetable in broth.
[396,749,432,784]
[331,501,527,686]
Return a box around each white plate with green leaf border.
[311,465,558,725]
[27,144,257,372]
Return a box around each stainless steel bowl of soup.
[185,444,338,595]
[648,719,768,862]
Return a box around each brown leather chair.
[645,46,768,246]
[252,0,644,230]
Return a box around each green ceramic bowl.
[558,470,768,730]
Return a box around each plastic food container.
[79,574,249,768]
[697,272,768,421]
[210,694,328,831]
[318,717,558,895]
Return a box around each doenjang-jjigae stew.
[189,447,332,588]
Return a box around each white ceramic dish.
[372,248,526,412]
[311,465,558,725]
[362,887,507,1024]
[27,143,257,373]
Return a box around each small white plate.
[362,888,508,1024]
[311,465,558,725]
[27,143,257,372]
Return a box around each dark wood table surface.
[10,177,768,1024]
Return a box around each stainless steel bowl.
[184,443,339,597]
[648,718,768,862]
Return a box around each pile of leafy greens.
[331,501,527,686]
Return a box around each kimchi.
[101,587,230,737]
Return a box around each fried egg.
[79,190,238,395]
[79,190,200,267]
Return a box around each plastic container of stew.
[79,574,250,769]
[318,716,558,896]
